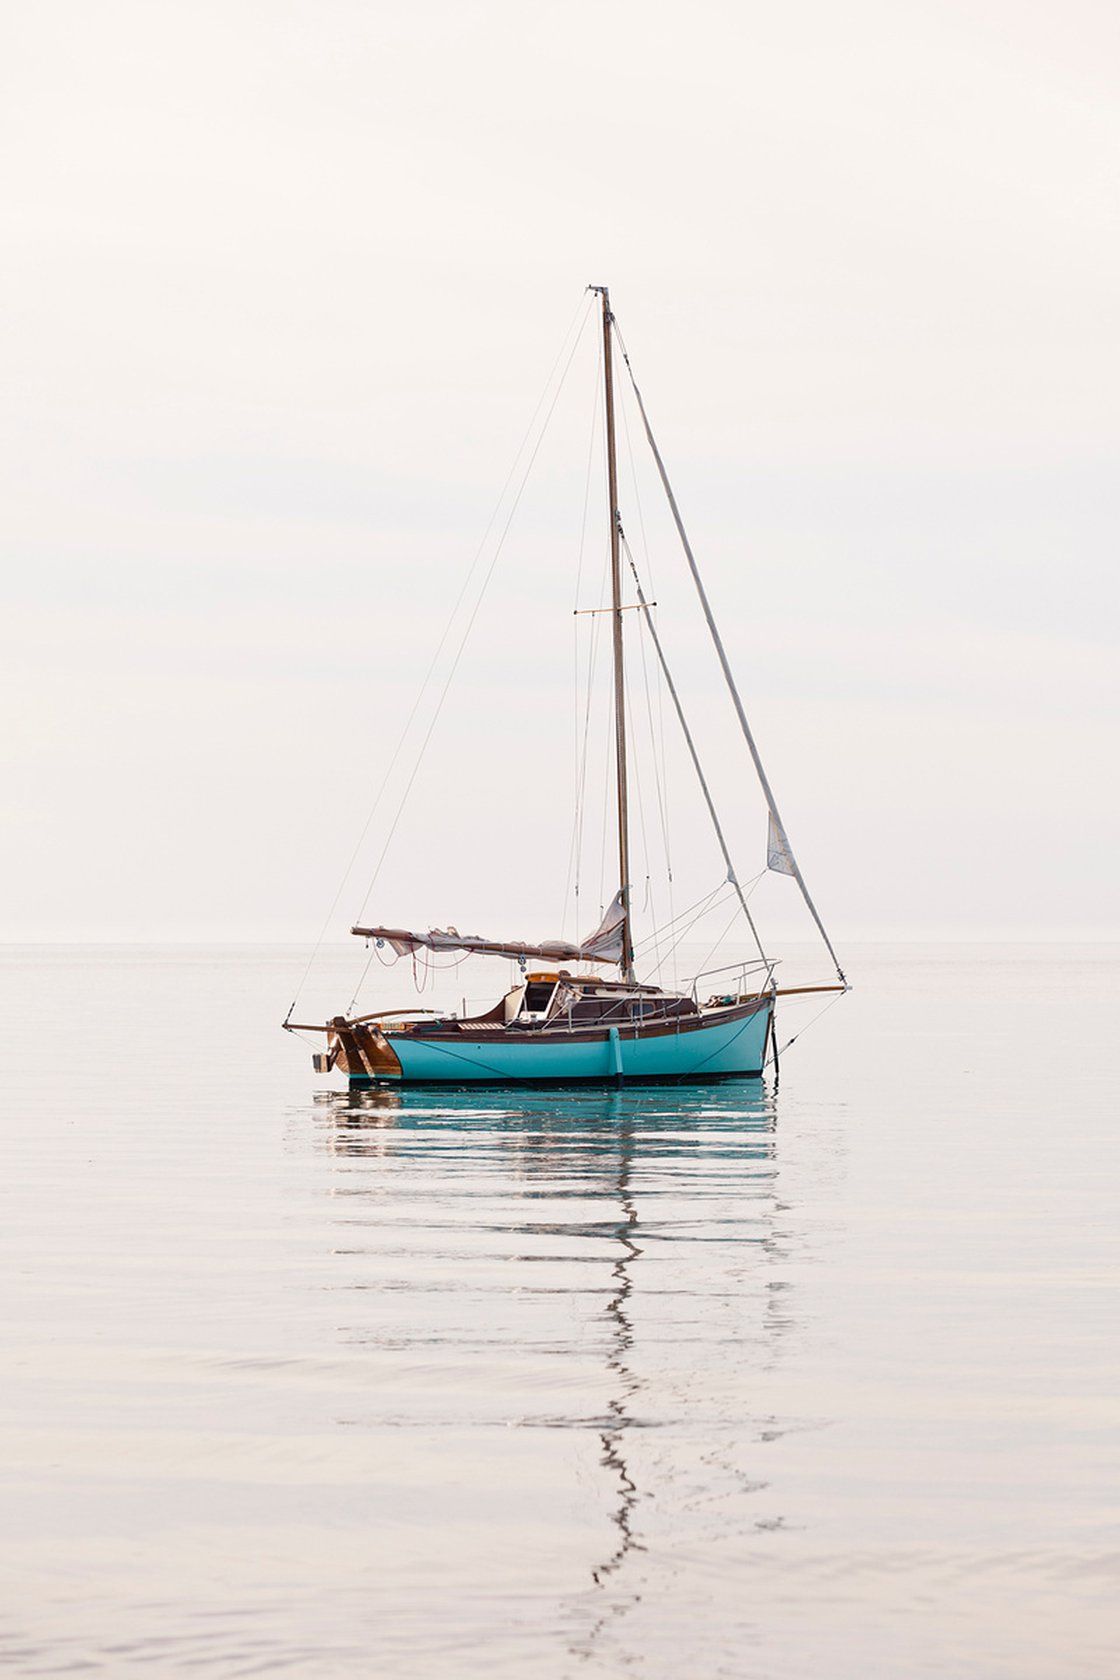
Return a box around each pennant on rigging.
[767,812,796,877]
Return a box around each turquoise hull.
[366,1000,772,1086]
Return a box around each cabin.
[449,971,700,1032]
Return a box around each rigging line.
[562,333,605,936]
[355,303,596,926]
[286,1028,325,1051]
[419,948,470,970]
[640,886,739,983]
[572,534,611,927]
[562,608,580,944]
[618,387,674,957]
[595,556,616,917]
[623,677,658,977]
[597,675,613,914]
[640,547,676,984]
[735,867,767,900]
[288,292,595,1019]
[624,536,674,892]
[766,989,846,1064]
[633,892,735,984]
[618,372,656,596]
[649,543,674,984]
[629,877,726,952]
[573,322,604,612]
[574,584,603,909]
[620,535,768,968]
[644,651,673,891]
[612,316,846,987]
[668,1000,770,1082]
[351,938,467,1018]
[689,898,749,991]
[347,946,377,1015]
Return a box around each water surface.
[1,944,1116,1676]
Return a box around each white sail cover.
[352,890,627,966]
[766,811,796,876]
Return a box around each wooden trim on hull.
[328,1016,403,1080]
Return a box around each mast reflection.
[591,1108,643,1592]
[312,1079,781,1652]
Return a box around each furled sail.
[351,890,627,966]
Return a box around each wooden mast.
[595,285,635,983]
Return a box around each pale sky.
[2,0,1118,948]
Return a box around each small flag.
[767,812,796,876]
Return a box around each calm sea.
[1,943,1116,1678]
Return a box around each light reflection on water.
[313,1081,784,1668]
[2,945,1118,1678]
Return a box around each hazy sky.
[2,0,1118,948]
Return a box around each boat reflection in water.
[313,1080,790,1658]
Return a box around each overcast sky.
[2,0,1117,950]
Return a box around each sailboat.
[285,287,846,1086]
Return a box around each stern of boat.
[318,1016,403,1082]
